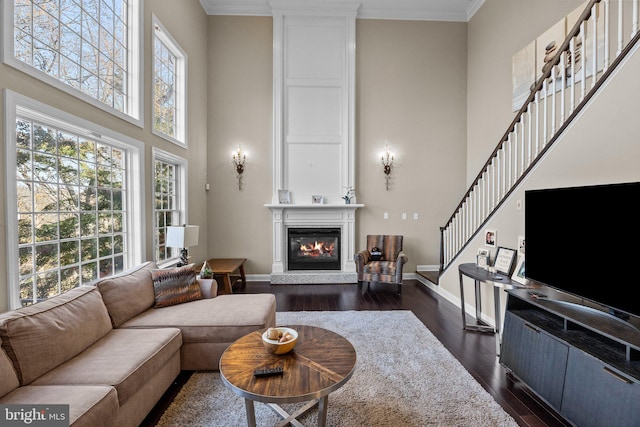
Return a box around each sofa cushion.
[151,265,202,308]
[0,385,118,427]
[97,261,157,327]
[31,328,182,407]
[0,342,19,398]
[122,294,277,343]
[0,286,112,385]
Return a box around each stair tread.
[417,270,439,285]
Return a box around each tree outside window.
[6,0,140,122]
[15,117,128,306]
[153,149,187,265]
[152,16,186,146]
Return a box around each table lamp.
[166,225,199,266]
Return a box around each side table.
[458,262,525,355]
[205,258,247,294]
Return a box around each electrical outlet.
[384,212,389,220]
[402,212,407,220]
[413,213,419,220]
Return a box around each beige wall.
[0,0,209,311]
[206,16,274,275]
[205,17,468,276]
[355,19,467,269]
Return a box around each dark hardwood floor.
[141,279,571,427]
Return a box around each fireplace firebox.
[288,228,341,270]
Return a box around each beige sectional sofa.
[0,261,277,426]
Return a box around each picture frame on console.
[494,246,517,275]
[477,248,490,269]
[278,190,291,204]
[511,256,527,285]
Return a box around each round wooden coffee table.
[219,325,357,427]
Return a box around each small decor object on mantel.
[342,186,355,204]
[278,189,291,204]
[311,195,323,204]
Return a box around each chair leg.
[397,283,401,294]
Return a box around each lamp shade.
[166,225,199,248]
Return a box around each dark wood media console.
[500,286,640,427]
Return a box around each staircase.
[439,0,640,274]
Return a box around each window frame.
[1,0,144,127]
[4,90,146,309]
[152,147,188,267]
[152,15,187,147]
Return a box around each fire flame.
[298,240,335,257]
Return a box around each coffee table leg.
[317,395,328,427]
[244,399,256,427]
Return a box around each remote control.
[253,367,283,377]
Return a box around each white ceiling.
[199,0,485,22]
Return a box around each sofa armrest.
[395,251,408,283]
[396,251,408,265]
[354,250,370,281]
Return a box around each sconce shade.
[166,225,199,249]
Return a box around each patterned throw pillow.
[151,264,202,308]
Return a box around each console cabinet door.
[562,348,640,427]
[500,312,568,408]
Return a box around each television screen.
[525,182,640,319]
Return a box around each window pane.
[13,115,131,305]
[153,156,183,264]
[10,1,136,117]
[153,20,183,143]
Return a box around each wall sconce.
[381,145,394,191]
[232,146,247,190]
[166,225,199,267]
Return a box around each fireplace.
[288,228,341,271]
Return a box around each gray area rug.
[156,310,518,426]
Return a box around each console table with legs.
[458,263,525,355]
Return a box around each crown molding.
[199,0,484,22]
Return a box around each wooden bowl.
[261,327,298,355]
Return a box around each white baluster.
[592,4,598,88]
[617,0,624,56]
[603,0,610,71]
[633,0,638,37]
[570,37,576,113]
[580,21,586,101]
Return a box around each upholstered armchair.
[355,235,408,293]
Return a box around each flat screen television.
[525,181,640,320]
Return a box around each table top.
[459,263,525,289]
[205,258,246,274]
[219,325,357,404]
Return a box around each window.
[5,91,144,309]
[3,0,142,125]
[152,148,187,265]
[152,16,187,146]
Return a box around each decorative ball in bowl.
[262,327,298,355]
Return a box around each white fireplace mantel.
[266,204,363,283]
